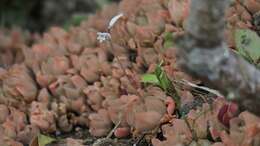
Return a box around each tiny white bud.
[108,13,124,30]
[97,32,111,43]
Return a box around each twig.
[133,134,145,146]
[180,79,224,97]
[106,113,122,139]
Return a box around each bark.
[175,0,260,115]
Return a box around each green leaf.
[154,64,180,108]
[235,29,260,65]
[63,14,87,30]
[141,62,172,91]
[38,134,55,146]
[141,74,159,84]
[141,62,180,109]
[155,64,173,91]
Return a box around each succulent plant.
[1,0,260,145]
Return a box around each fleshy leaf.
[141,74,160,85]
[235,29,260,65]
[38,134,56,146]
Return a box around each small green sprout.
[38,134,56,146]
[141,61,180,108]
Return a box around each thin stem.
[106,113,122,139]
[108,39,140,95]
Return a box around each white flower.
[97,32,111,43]
[96,13,124,43]
[108,13,124,30]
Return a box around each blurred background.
[0,0,120,32]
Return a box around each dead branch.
[175,0,260,115]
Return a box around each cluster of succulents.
[0,28,33,68]
[0,0,260,145]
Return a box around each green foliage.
[141,74,159,85]
[38,134,56,146]
[141,62,173,92]
[235,29,260,66]
[63,15,87,30]
[141,62,180,107]
[154,63,172,91]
